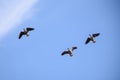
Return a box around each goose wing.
[92,33,100,37]
[26,27,34,32]
[61,51,69,56]
[85,37,91,44]
[71,46,77,51]
[19,32,25,39]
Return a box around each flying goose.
[19,27,34,39]
[85,33,100,44]
[61,46,77,57]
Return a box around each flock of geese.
[18,27,100,57]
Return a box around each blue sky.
[0,0,120,80]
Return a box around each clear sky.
[0,0,120,80]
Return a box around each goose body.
[85,33,100,44]
[61,46,77,57]
[19,27,34,39]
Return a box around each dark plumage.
[85,33,100,44]
[19,27,34,39]
[61,46,77,57]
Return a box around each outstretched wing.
[19,32,25,39]
[26,27,34,32]
[61,51,69,56]
[71,46,77,51]
[85,37,91,44]
[92,33,100,37]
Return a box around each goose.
[19,27,34,39]
[85,33,100,44]
[61,46,77,57]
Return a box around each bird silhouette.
[61,46,77,57]
[85,33,100,44]
[19,27,34,39]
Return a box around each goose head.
[23,28,28,33]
